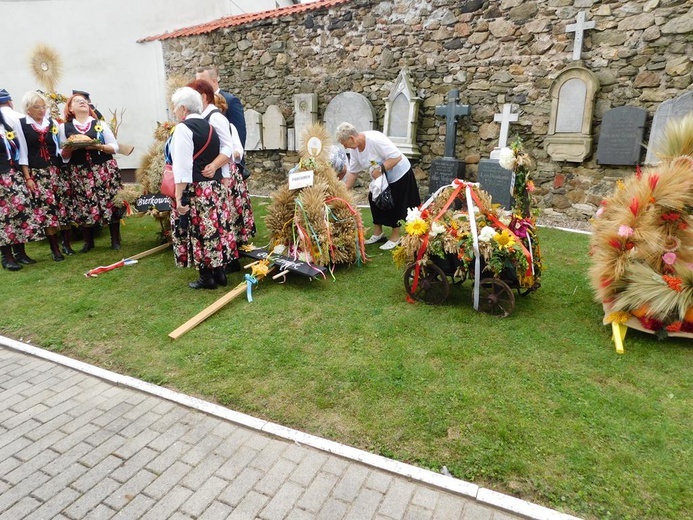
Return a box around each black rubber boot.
[213,266,228,287]
[12,243,36,265]
[61,229,75,255]
[48,234,64,262]
[109,222,121,250]
[80,226,95,253]
[1,245,22,271]
[224,258,241,274]
[189,268,218,290]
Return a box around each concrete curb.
[0,334,582,520]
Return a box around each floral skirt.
[227,164,255,244]
[29,165,70,229]
[68,158,122,226]
[170,180,239,270]
[0,168,43,246]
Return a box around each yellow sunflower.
[493,229,516,250]
[6,131,15,141]
[51,125,58,135]
[94,124,103,133]
[405,218,429,236]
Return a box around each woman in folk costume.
[16,91,71,261]
[59,93,122,252]
[167,87,237,289]
[0,110,42,271]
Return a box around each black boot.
[80,226,95,253]
[47,235,64,262]
[1,245,22,271]
[224,258,241,274]
[12,243,36,265]
[109,221,121,250]
[61,229,75,255]
[213,266,228,287]
[189,268,218,290]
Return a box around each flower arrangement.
[499,137,535,218]
[589,114,693,338]
[394,182,541,290]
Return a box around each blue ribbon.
[245,274,258,302]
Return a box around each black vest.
[0,120,18,174]
[182,118,222,183]
[64,120,112,166]
[20,118,61,168]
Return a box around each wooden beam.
[129,242,171,260]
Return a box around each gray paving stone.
[377,479,416,519]
[5,402,51,427]
[70,455,122,494]
[289,450,328,487]
[344,487,385,520]
[180,431,224,466]
[179,475,228,517]
[109,446,159,483]
[217,466,264,507]
[142,460,194,500]
[42,441,94,477]
[258,481,304,520]
[227,490,270,520]
[31,463,89,502]
[0,469,49,510]
[364,470,393,494]
[110,493,155,520]
[316,497,349,520]
[21,412,72,443]
[28,486,81,520]
[411,486,440,511]
[140,485,193,520]
[333,463,370,502]
[3,446,60,485]
[199,500,234,520]
[322,455,349,476]
[460,501,496,520]
[83,503,116,520]
[59,407,105,435]
[297,471,340,513]
[0,495,41,520]
[50,423,100,454]
[180,452,226,489]
[63,478,120,519]
[248,440,289,473]
[80,434,127,468]
[112,428,159,460]
[403,504,435,520]
[146,439,192,474]
[103,468,158,510]
[117,409,161,440]
[91,402,135,428]
[254,457,298,496]
[147,422,189,453]
[148,406,190,433]
[216,444,260,481]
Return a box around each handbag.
[370,173,395,211]
[160,125,214,197]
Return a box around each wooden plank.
[129,242,171,260]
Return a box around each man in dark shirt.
[195,66,246,148]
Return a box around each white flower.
[478,226,496,243]
[406,206,422,223]
[498,147,516,171]
[429,221,446,237]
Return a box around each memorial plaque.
[596,106,647,166]
[645,90,693,164]
[135,193,171,213]
[477,159,514,210]
[429,158,465,195]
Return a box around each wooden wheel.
[404,262,450,305]
[478,278,515,317]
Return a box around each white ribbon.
[465,183,481,311]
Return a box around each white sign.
[288,170,314,191]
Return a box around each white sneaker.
[379,239,400,250]
[365,233,385,245]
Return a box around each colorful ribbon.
[245,273,258,302]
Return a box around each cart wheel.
[517,281,541,297]
[478,278,515,317]
[404,262,450,305]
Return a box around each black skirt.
[369,167,421,228]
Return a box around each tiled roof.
[138,0,353,42]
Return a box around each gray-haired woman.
[336,122,421,250]
[167,87,237,289]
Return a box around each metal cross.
[435,89,471,159]
[566,11,596,61]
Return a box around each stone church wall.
[161,0,693,219]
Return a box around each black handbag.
[373,184,395,210]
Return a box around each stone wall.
[161,0,693,220]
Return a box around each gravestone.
[477,159,514,210]
[323,92,376,140]
[645,90,693,165]
[566,11,595,61]
[429,89,471,194]
[263,105,286,150]
[490,103,519,159]
[544,65,599,163]
[596,106,647,166]
[293,93,318,150]
[244,109,263,151]
[383,69,421,158]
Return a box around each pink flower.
[618,225,634,238]
[595,207,604,219]
[663,252,677,265]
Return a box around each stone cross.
[566,11,595,61]
[435,89,471,158]
[490,103,519,159]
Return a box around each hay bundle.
[589,114,693,336]
[265,124,366,266]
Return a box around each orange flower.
[666,321,683,333]
[662,275,683,292]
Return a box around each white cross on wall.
[566,11,596,61]
[489,103,519,159]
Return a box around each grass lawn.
[1,198,691,520]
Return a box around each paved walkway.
[0,337,580,520]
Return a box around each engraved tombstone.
[477,159,514,210]
[429,89,471,194]
[244,109,263,151]
[293,93,318,150]
[645,91,693,165]
[383,69,421,158]
[596,106,647,166]
[323,92,376,140]
[263,105,287,150]
[544,65,600,163]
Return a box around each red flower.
[661,212,680,222]
[648,173,659,191]
[662,275,683,292]
[666,321,683,333]
[629,197,639,216]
